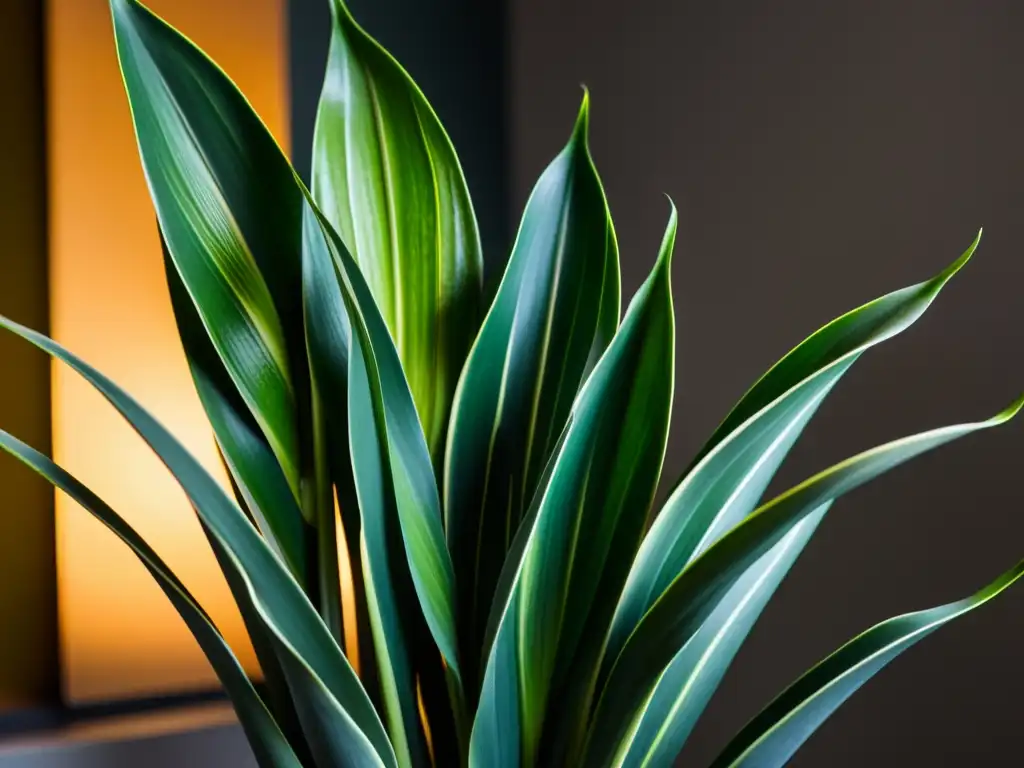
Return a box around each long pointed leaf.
[0,431,302,768]
[584,396,1023,765]
[470,207,674,767]
[711,559,1024,768]
[313,0,483,461]
[445,93,620,689]
[304,201,465,764]
[165,245,307,586]
[607,234,979,669]
[111,0,307,499]
[617,505,829,767]
[0,316,395,768]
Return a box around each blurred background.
[1,0,1022,765]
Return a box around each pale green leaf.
[313,0,482,461]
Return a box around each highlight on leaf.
[0,1,1017,767]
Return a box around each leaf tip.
[657,196,679,270]
[995,392,1024,423]
[572,86,591,144]
[934,228,982,288]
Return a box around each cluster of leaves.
[1,1,1020,766]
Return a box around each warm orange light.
[45,0,289,703]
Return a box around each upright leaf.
[711,559,1024,768]
[313,0,483,461]
[445,93,620,688]
[165,246,307,585]
[607,236,979,668]
[470,207,673,767]
[111,0,308,502]
[307,204,465,766]
[584,396,1023,766]
[0,432,303,768]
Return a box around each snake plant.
[0,1,1019,765]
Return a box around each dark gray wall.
[288,0,509,268]
[512,0,1024,765]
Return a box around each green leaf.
[470,206,674,767]
[300,204,363,657]
[164,245,307,586]
[445,92,620,689]
[606,235,979,672]
[111,0,307,503]
[711,559,1024,768]
[0,315,396,768]
[0,431,302,768]
[694,233,980,467]
[313,0,483,461]
[307,203,465,765]
[616,504,830,768]
[584,395,1023,766]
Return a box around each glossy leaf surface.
[617,506,829,767]
[313,0,482,460]
[470,207,673,767]
[608,236,979,669]
[445,94,620,688]
[585,396,1023,765]
[711,559,1024,768]
[0,315,395,768]
[0,431,302,768]
[112,0,306,497]
[306,204,464,765]
[165,248,307,585]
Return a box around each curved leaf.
[470,206,674,767]
[445,93,620,688]
[607,235,979,670]
[0,431,302,768]
[617,506,829,767]
[313,0,483,460]
[0,316,396,768]
[711,559,1024,768]
[584,396,1023,766]
[111,0,307,499]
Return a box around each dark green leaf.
[165,246,307,586]
[584,396,1023,766]
[0,315,395,768]
[306,202,465,765]
[606,235,979,671]
[470,205,674,767]
[111,0,309,501]
[445,93,620,689]
[0,431,302,768]
[616,505,829,767]
[711,559,1024,768]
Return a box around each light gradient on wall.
[45,0,289,703]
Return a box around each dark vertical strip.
[287,0,510,274]
[0,0,59,710]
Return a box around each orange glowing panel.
[45,0,289,703]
